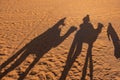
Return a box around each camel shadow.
[59,15,104,80]
[0,17,77,80]
[107,23,120,58]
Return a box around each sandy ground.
[0,0,120,80]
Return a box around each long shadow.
[0,17,77,80]
[107,23,120,58]
[59,15,104,80]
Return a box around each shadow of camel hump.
[0,17,77,80]
[107,23,120,58]
[59,15,104,80]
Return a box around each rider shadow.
[107,23,120,58]
[59,15,104,80]
[0,17,77,80]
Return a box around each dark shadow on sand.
[59,15,104,80]
[0,17,77,80]
[107,23,120,58]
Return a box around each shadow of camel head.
[98,23,104,27]
[59,17,66,26]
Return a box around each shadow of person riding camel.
[59,15,104,80]
[107,23,120,58]
[0,17,77,80]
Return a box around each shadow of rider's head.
[83,15,90,23]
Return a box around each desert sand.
[0,0,120,80]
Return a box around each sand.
[0,0,120,80]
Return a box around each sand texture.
[0,0,120,80]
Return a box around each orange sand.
[0,0,120,80]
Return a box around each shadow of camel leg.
[0,46,26,71]
[59,42,82,80]
[81,50,89,80]
[88,44,93,80]
[18,56,40,80]
[81,44,93,80]
[67,38,78,61]
[0,51,29,79]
